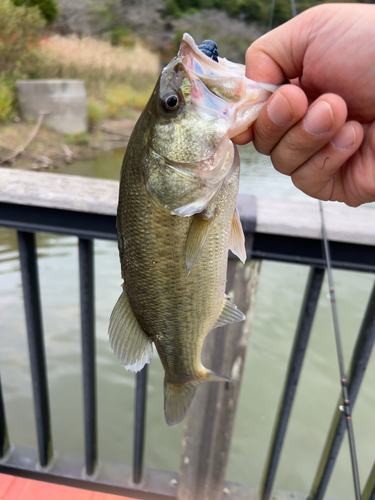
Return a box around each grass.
[27,35,160,125]
[36,35,159,122]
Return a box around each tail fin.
[164,371,235,426]
[164,379,197,427]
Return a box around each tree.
[0,0,45,78]
[12,0,58,23]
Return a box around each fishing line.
[319,200,361,500]
[265,7,361,496]
[268,0,276,31]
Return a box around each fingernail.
[268,92,293,127]
[304,101,334,136]
[331,124,356,150]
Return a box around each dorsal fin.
[229,208,246,263]
[108,288,153,372]
[213,294,245,329]
[185,210,216,278]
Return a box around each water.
[1,144,374,499]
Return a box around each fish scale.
[108,33,277,426]
[117,131,239,383]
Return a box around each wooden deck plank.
[0,473,136,500]
[0,473,17,497]
[1,476,29,500]
[0,167,374,245]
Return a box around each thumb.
[246,8,317,84]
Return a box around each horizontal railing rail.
[0,167,374,500]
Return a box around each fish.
[108,33,278,426]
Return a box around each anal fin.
[108,289,153,372]
[213,294,246,329]
[229,208,246,263]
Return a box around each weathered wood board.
[0,167,374,246]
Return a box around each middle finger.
[269,94,348,176]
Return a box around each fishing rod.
[319,201,361,500]
[266,3,362,495]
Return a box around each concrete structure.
[16,80,88,135]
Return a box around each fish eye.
[161,92,181,113]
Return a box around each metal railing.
[0,188,375,500]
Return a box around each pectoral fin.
[185,210,216,278]
[108,289,153,372]
[229,208,246,263]
[213,294,246,328]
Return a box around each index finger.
[245,8,317,83]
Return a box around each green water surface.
[0,144,374,499]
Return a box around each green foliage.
[0,81,15,122]
[163,0,345,26]
[12,0,58,23]
[87,99,107,127]
[164,0,265,22]
[104,84,153,117]
[65,132,91,146]
[110,27,136,47]
[0,0,45,79]
[241,0,263,21]
[268,0,294,27]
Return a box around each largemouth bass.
[109,34,277,426]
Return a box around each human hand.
[233,3,375,207]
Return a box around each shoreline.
[0,116,138,172]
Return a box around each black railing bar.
[309,278,375,499]
[0,202,117,241]
[0,373,10,458]
[251,248,375,274]
[78,238,97,476]
[0,445,320,500]
[17,231,53,467]
[2,202,375,272]
[319,201,361,500]
[362,461,375,500]
[133,365,148,484]
[260,266,325,500]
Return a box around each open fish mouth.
[177,33,279,138]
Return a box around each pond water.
[0,144,374,500]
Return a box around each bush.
[0,81,15,122]
[242,0,263,21]
[110,27,136,48]
[0,0,45,79]
[12,0,58,23]
[104,84,153,117]
[87,99,106,127]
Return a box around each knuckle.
[270,152,288,174]
[282,134,299,153]
[253,123,274,155]
[245,41,260,61]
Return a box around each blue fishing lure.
[198,40,219,62]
